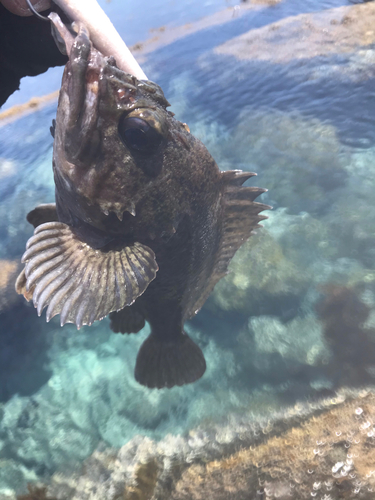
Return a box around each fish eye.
[118,116,162,154]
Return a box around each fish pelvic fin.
[135,332,206,389]
[17,222,158,329]
[109,303,145,334]
[26,203,58,228]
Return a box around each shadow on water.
[160,49,375,149]
[147,0,352,79]
[192,53,375,148]
[142,0,375,150]
[0,302,52,403]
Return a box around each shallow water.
[1,0,375,497]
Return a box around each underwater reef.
[9,389,375,500]
[2,0,375,497]
[215,3,375,64]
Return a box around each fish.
[15,17,269,389]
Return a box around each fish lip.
[49,13,76,56]
[100,205,136,221]
[113,207,136,221]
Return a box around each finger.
[0,0,51,16]
[53,0,147,79]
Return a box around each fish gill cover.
[1,0,375,498]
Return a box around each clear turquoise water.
[1,0,375,496]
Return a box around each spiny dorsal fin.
[188,169,270,317]
[220,170,257,186]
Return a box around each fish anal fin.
[135,332,206,389]
[109,304,145,334]
[18,222,158,329]
[188,169,270,317]
[27,204,58,228]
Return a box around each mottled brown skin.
[18,24,268,388]
[55,33,221,300]
[49,26,224,386]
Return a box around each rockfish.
[16,18,269,388]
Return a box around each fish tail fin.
[135,332,206,389]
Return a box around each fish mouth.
[49,13,138,90]
[49,13,77,58]
[101,202,136,221]
[97,170,173,230]
[51,17,139,226]
[50,14,170,231]
[51,13,140,167]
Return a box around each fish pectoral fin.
[135,332,206,389]
[26,203,58,228]
[15,268,34,301]
[109,303,145,334]
[18,221,158,329]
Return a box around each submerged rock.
[0,259,22,312]
[16,485,57,500]
[22,390,375,500]
[317,285,375,387]
[208,208,363,318]
[322,147,375,268]
[169,392,375,500]
[215,3,375,64]
[227,110,349,215]
[249,314,328,367]
[208,223,307,317]
[0,459,37,498]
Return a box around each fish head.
[52,20,219,241]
